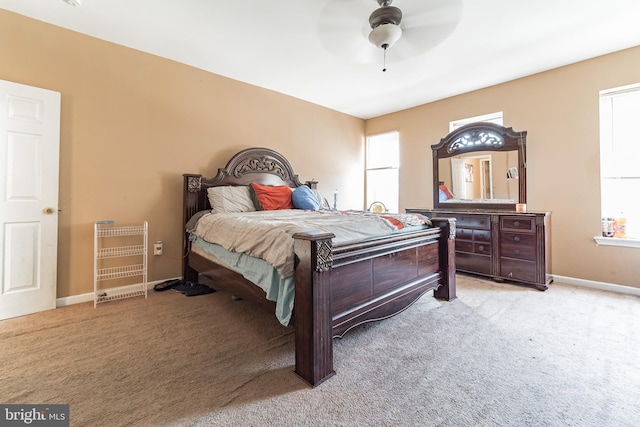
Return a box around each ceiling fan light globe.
[63,0,83,6]
[368,24,402,49]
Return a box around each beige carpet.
[1,275,638,427]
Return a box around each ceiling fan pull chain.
[382,44,388,72]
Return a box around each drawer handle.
[478,245,484,252]
[507,269,521,279]
[513,236,521,242]
[514,221,520,227]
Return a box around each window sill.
[594,236,640,248]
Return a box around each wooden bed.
[182,147,456,387]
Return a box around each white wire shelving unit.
[94,220,148,307]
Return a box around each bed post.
[431,217,457,301]
[183,173,204,283]
[292,231,336,387]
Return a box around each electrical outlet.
[153,241,163,256]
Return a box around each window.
[366,131,399,213]
[450,111,503,132]
[599,84,640,240]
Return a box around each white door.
[480,158,493,199]
[0,80,60,320]
[450,157,466,199]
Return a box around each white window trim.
[600,82,640,97]
[597,82,640,247]
[450,111,503,132]
[593,236,640,248]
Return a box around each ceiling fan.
[367,0,404,52]
[318,0,463,70]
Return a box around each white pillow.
[207,186,256,214]
[311,189,331,210]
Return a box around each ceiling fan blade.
[388,0,463,58]
[318,32,380,64]
[317,0,381,64]
[391,23,458,58]
[399,0,464,25]
[318,0,373,29]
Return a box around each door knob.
[43,207,55,214]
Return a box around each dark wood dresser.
[407,209,552,290]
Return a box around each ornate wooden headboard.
[182,147,305,228]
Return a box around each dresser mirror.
[432,122,527,211]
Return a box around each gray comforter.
[190,209,430,278]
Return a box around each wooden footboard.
[290,219,455,386]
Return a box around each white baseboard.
[55,275,639,308]
[56,278,180,308]
[57,292,93,307]
[552,275,640,297]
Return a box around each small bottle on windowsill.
[614,213,628,238]
[602,217,615,237]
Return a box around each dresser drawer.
[500,232,537,260]
[474,242,491,255]
[500,258,536,283]
[455,240,490,255]
[456,228,490,241]
[474,229,491,243]
[456,228,473,241]
[501,216,535,233]
[457,252,491,275]
[456,240,473,253]
[456,215,491,229]
[456,228,491,254]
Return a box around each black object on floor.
[172,281,194,293]
[183,283,215,297]
[173,281,215,296]
[153,279,182,291]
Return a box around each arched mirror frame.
[432,122,527,211]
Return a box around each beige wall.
[2,9,638,296]
[1,10,365,297]
[366,46,640,288]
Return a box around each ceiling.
[3,0,640,119]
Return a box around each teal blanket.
[190,236,295,326]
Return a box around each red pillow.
[249,183,294,210]
[439,184,454,199]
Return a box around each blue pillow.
[292,186,320,210]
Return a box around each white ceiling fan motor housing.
[368,23,403,48]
